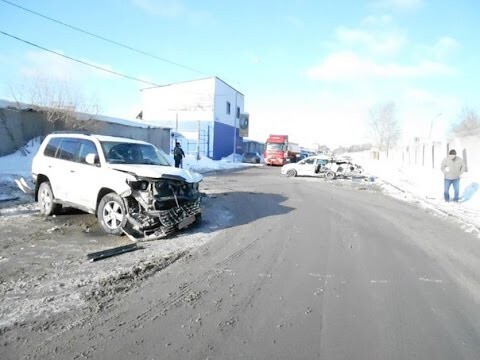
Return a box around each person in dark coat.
[173,142,185,168]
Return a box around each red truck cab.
[264,135,289,166]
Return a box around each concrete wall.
[142,77,215,123]
[0,107,170,156]
[213,78,244,127]
[0,108,50,156]
[90,120,170,154]
[379,135,480,174]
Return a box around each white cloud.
[399,89,461,140]
[132,0,184,17]
[283,15,306,30]
[335,25,406,55]
[20,50,115,81]
[307,51,455,81]
[361,14,393,26]
[370,0,424,11]
[132,0,213,23]
[244,51,261,65]
[247,92,374,148]
[432,36,460,58]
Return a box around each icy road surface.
[2,166,480,359]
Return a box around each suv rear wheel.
[38,182,61,215]
[97,193,127,235]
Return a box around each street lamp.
[428,112,442,140]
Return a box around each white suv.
[32,133,203,240]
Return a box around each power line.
[0,0,211,77]
[0,0,209,77]
[0,30,164,87]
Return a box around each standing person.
[441,149,466,202]
[173,142,185,168]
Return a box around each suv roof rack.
[51,130,91,135]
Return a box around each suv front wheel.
[97,193,127,235]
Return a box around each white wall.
[213,78,244,127]
[379,135,480,174]
[142,78,215,123]
[453,135,480,173]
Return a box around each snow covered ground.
[0,143,478,331]
[352,152,480,232]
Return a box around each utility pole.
[197,120,201,160]
[233,91,238,162]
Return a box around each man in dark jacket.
[441,149,466,202]
[173,142,185,168]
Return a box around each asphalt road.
[13,166,480,359]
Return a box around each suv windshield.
[101,141,170,166]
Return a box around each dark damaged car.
[32,133,203,241]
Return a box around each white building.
[141,77,245,160]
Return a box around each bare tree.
[452,107,480,136]
[369,102,401,151]
[10,75,100,131]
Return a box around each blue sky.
[1,0,479,147]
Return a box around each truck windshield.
[101,141,171,166]
[266,143,285,151]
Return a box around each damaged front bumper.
[122,177,202,241]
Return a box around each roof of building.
[0,98,164,129]
[141,76,244,96]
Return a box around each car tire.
[286,169,297,178]
[194,213,202,227]
[38,181,61,216]
[97,193,127,235]
[325,171,336,180]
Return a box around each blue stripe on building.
[212,121,243,160]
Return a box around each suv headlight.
[130,180,149,191]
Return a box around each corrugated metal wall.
[0,107,170,156]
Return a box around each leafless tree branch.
[369,102,401,151]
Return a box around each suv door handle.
[70,170,75,173]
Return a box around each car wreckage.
[30,133,203,241]
[281,155,364,180]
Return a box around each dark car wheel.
[97,193,127,235]
[286,169,297,178]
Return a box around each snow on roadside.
[351,152,480,232]
[0,138,41,202]
[181,153,251,174]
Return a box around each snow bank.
[0,138,41,202]
[165,153,250,174]
[0,137,41,176]
[352,151,480,230]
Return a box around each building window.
[226,101,231,115]
[236,107,240,119]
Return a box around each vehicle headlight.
[130,180,149,191]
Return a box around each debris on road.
[86,243,141,262]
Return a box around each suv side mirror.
[85,153,99,166]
